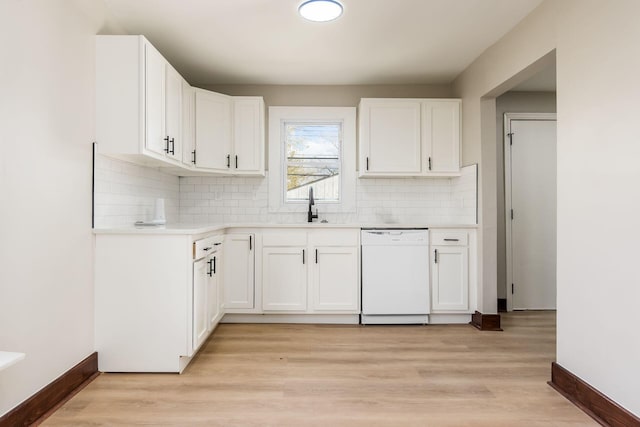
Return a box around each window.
[285,122,341,202]
[269,107,356,214]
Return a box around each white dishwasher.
[361,229,430,324]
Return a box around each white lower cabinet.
[95,232,224,373]
[262,246,308,311]
[312,246,359,311]
[192,256,209,351]
[430,230,473,313]
[208,252,222,329]
[223,234,255,309]
[257,229,360,315]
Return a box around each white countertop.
[0,351,25,371]
[93,222,478,235]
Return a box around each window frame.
[269,106,356,214]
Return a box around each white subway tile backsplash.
[177,164,477,225]
[94,155,477,228]
[93,155,179,228]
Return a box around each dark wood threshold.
[0,352,99,427]
[497,298,507,312]
[470,310,503,331]
[549,362,640,427]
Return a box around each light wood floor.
[45,311,596,426]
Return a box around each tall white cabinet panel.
[262,247,308,311]
[144,42,166,156]
[207,253,221,329]
[232,97,264,174]
[223,234,255,309]
[423,100,460,174]
[164,64,183,161]
[311,247,359,311]
[181,81,195,167]
[192,257,209,352]
[359,99,422,175]
[195,89,232,171]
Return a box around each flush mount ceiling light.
[298,0,343,22]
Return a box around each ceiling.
[100,0,544,86]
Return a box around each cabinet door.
[144,43,166,156]
[423,100,460,174]
[194,89,232,171]
[312,246,359,311]
[360,100,421,174]
[164,64,183,161]
[223,234,255,309]
[232,97,264,174]
[193,257,209,351]
[181,81,195,167]
[431,246,469,311]
[262,247,307,311]
[207,254,220,330]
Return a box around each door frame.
[504,112,557,311]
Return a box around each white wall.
[453,0,640,416]
[496,91,556,299]
[0,0,105,416]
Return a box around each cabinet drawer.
[194,235,223,259]
[431,231,468,246]
[262,231,307,247]
[308,229,359,247]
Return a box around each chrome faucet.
[307,187,318,223]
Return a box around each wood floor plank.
[44,311,597,426]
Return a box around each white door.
[262,247,307,311]
[192,257,209,351]
[233,97,263,173]
[360,100,421,174]
[144,43,166,156]
[223,234,255,309]
[423,100,460,174]
[164,64,183,161]
[431,246,469,311]
[312,247,359,311]
[194,89,232,171]
[506,115,557,310]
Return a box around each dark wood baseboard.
[497,298,507,312]
[549,362,640,427]
[470,310,502,331]
[0,352,99,427]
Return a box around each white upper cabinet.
[193,92,265,176]
[194,89,232,171]
[359,99,422,175]
[164,64,183,161]
[423,100,461,175]
[358,98,461,177]
[232,97,265,175]
[96,36,185,166]
[96,35,264,175]
[181,81,196,167]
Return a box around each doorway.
[504,113,557,311]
